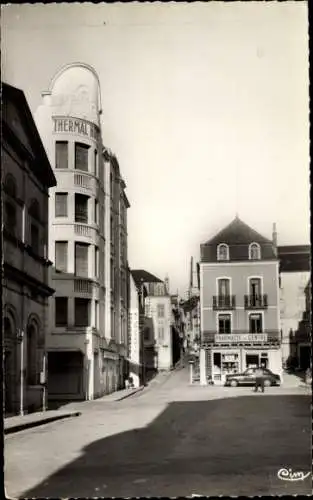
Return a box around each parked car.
[225,367,281,387]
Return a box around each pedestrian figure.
[254,366,265,392]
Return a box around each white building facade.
[35,63,129,402]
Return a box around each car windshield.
[245,369,255,375]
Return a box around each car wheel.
[230,379,238,387]
[264,379,271,387]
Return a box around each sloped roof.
[2,82,56,188]
[131,269,163,288]
[203,217,271,246]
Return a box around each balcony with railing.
[213,295,236,310]
[202,329,280,344]
[244,294,268,309]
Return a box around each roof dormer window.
[217,243,229,261]
[249,242,261,260]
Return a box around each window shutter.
[75,143,89,172]
[55,142,68,169]
[55,193,68,217]
[75,243,89,277]
[75,298,90,326]
[75,194,88,223]
[55,242,68,272]
[55,297,68,326]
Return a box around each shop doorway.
[246,354,259,368]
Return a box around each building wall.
[34,63,127,400]
[3,88,54,414]
[146,295,172,370]
[128,275,141,387]
[201,261,280,333]
[280,271,310,364]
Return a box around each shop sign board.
[215,334,268,343]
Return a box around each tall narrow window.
[31,224,39,254]
[55,297,68,326]
[4,201,17,235]
[158,327,164,342]
[55,241,68,272]
[75,143,89,172]
[95,246,99,278]
[95,301,99,329]
[218,279,230,297]
[249,313,263,333]
[75,243,89,277]
[26,323,37,385]
[249,243,261,260]
[55,193,68,217]
[218,314,231,334]
[94,199,99,224]
[55,142,68,169]
[75,193,89,223]
[217,244,229,261]
[157,304,165,318]
[75,298,90,327]
[94,149,98,176]
[249,278,262,307]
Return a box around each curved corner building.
[35,63,129,402]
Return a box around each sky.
[1,2,310,296]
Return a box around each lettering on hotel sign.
[53,117,99,140]
[215,334,268,343]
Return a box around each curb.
[116,385,145,401]
[4,411,81,435]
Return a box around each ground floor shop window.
[212,351,239,382]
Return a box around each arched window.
[27,321,39,385]
[29,199,40,221]
[217,243,229,261]
[4,174,17,198]
[4,176,18,235]
[29,199,41,254]
[249,243,261,260]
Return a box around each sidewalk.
[4,386,144,435]
[4,410,81,435]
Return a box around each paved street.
[5,367,312,497]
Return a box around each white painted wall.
[280,271,310,363]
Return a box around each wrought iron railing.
[213,295,236,310]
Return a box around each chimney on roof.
[272,223,277,256]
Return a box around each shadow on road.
[19,395,311,498]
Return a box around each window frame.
[75,142,90,172]
[217,243,229,261]
[55,241,68,273]
[75,242,89,277]
[249,312,263,333]
[74,298,90,327]
[249,242,261,260]
[55,141,69,169]
[55,297,68,327]
[217,313,232,334]
[55,193,68,218]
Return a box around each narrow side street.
[5,367,311,498]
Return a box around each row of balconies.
[212,294,268,310]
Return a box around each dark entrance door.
[299,346,311,370]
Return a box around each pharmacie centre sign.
[53,117,99,140]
